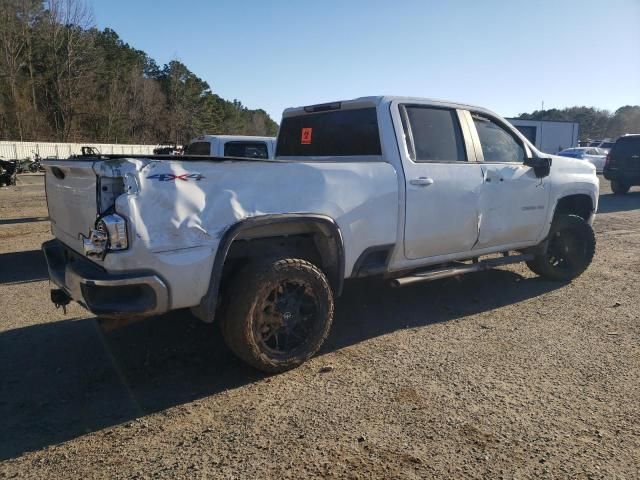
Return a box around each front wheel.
[611,180,630,195]
[526,214,596,281]
[220,258,334,373]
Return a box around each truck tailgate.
[44,160,98,253]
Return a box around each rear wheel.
[220,258,334,373]
[526,214,595,281]
[611,180,630,195]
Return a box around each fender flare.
[534,190,596,245]
[550,190,597,221]
[193,213,345,323]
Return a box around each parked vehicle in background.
[184,135,277,158]
[597,141,616,152]
[15,158,29,174]
[68,147,102,160]
[558,147,607,172]
[603,134,640,194]
[28,152,45,173]
[41,96,599,373]
[153,142,183,155]
[0,158,18,186]
[12,152,46,174]
[587,139,616,152]
[81,146,100,156]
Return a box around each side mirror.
[524,156,552,178]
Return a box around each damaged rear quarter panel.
[105,159,399,309]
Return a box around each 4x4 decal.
[147,173,205,182]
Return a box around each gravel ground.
[0,175,638,479]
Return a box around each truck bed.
[62,154,280,162]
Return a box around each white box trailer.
[506,119,579,154]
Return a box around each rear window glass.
[402,106,466,162]
[184,142,211,155]
[224,141,269,159]
[612,137,640,157]
[276,108,381,157]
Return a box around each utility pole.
[539,100,544,151]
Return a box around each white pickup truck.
[184,135,277,158]
[42,96,598,372]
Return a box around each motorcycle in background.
[28,152,45,173]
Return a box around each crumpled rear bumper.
[42,239,169,318]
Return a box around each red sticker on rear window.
[301,127,312,144]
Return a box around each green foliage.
[517,105,640,141]
[0,1,278,144]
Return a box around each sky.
[92,0,640,122]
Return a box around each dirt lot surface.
[0,175,638,479]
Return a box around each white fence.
[0,141,157,160]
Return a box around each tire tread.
[527,214,596,281]
[220,257,334,373]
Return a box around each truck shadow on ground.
[0,269,562,460]
[0,216,49,226]
[597,190,640,213]
[0,249,48,284]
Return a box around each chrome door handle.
[409,177,434,186]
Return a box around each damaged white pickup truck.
[43,96,598,372]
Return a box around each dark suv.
[603,135,640,194]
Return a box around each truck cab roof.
[282,96,501,119]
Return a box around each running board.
[390,253,534,288]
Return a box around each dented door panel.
[403,162,484,259]
[475,164,550,250]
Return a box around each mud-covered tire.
[220,258,334,373]
[526,214,596,281]
[611,180,630,195]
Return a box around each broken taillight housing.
[83,214,128,257]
